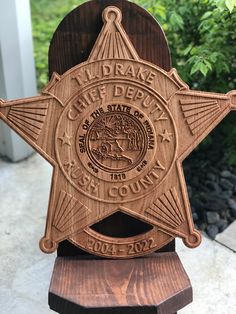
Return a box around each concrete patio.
[0,153,235,314]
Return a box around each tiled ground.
[0,154,235,314]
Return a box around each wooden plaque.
[1,5,236,258]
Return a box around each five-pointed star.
[59,131,72,146]
[0,5,236,253]
[159,129,172,142]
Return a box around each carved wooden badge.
[1,6,236,258]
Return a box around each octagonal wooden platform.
[49,252,192,314]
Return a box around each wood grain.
[0,3,236,258]
[48,0,174,257]
[49,252,192,314]
[48,0,171,77]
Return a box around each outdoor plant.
[30,0,84,89]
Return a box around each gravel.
[184,147,236,239]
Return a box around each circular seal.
[55,79,177,203]
[75,101,156,182]
[85,111,148,174]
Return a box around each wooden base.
[49,253,192,314]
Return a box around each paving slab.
[0,154,236,314]
[216,220,236,252]
[177,237,236,314]
[0,154,54,314]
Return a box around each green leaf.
[204,60,213,70]
[225,0,236,12]
[190,62,201,75]
[201,11,212,20]
[183,44,193,56]
[199,62,208,76]
[209,52,219,63]
[169,12,184,30]
[187,55,198,64]
[190,61,209,76]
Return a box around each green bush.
[30,0,84,89]
[134,0,236,92]
[31,0,236,162]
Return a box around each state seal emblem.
[1,6,236,258]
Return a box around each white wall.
[0,0,37,161]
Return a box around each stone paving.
[0,154,235,314]
[216,220,236,252]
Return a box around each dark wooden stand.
[49,253,192,314]
[48,1,192,313]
